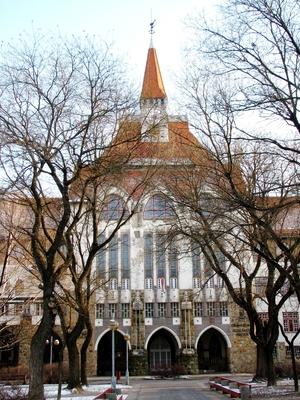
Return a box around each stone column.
[180,349,199,374]
[18,316,35,369]
[129,350,148,375]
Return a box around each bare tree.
[53,163,151,389]
[278,299,300,391]
[0,34,137,400]
[165,71,300,386]
[185,0,300,186]
[178,5,300,378]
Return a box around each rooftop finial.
[149,19,156,36]
[149,12,156,48]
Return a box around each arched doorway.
[0,329,19,367]
[197,328,228,372]
[147,328,178,373]
[97,330,126,376]
[44,332,63,364]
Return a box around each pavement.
[4,374,296,400]
[87,374,252,400]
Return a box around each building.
[0,36,299,378]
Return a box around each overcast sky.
[0,0,219,107]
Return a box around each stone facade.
[1,38,299,382]
[228,302,256,373]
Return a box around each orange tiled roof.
[110,119,202,161]
[140,47,167,99]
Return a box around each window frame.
[157,302,166,318]
[193,302,203,317]
[144,194,175,220]
[102,195,129,221]
[283,312,299,332]
[145,303,154,318]
[170,302,180,318]
[121,303,130,319]
[108,303,117,319]
[96,303,105,319]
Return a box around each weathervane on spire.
[149,19,156,36]
[149,10,156,48]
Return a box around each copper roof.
[140,47,167,99]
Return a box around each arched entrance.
[97,330,126,376]
[0,329,19,367]
[197,328,228,372]
[44,332,63,364]
[147,328,178,373]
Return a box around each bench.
[209,376,251,399]
[94,388,127,400]
[107,395,127,400]
[0,373,28,385]
[94,388,113,399]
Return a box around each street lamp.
[46,336,60,382]
[124,333,130,385]
[109,318,119,390]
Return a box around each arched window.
[102,195,129,221]
[144,194,174,220]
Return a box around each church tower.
[139,27,169,142]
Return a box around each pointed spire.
[140,20,167,101]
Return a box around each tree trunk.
[66,338,81,390]
[80,318,93,386]
[254,343,276,386]
[66,316,85,390]
[265,346,276,386]
[254,343,268,381]
[28,299,54,400]
[56,346,63,400]
[290,343,299,392]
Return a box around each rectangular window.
[144,233,153,278]
[24,303,31,316]
[121,233,130,279]
[192,242,201,277]
[0,303,9,316]
[286,346,300,358]
[145,277,153,289]
[255,276,268,296]
[194,302,203,317]
[204,265,215,288]
[283,312,299,332]
[156,233,166,278]
[157,303,166,318]
[216,275,224,288]
[121,303,130,319]
[108,303,117,319]
[193,277,201,289]
[121,278,130,290]
[170,277,178,289]
[215,250,226,271]
[169,241,178,278]
[259,312,269,324]
[207,302,216,316]
[109,278,118,290]
[157,277,166,290]
[109,235,118,279]
[96,233,106,276]
[13,303,23,315]
[95,303,104,319]
[145,303,154,318]
[171,302,180,318]
[34,303,43,316]
[219,302,228,317]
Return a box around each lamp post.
[46,336,60,382]
[109,318,119,390]
[124,333,130,385]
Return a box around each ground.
[1,375,300,400]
